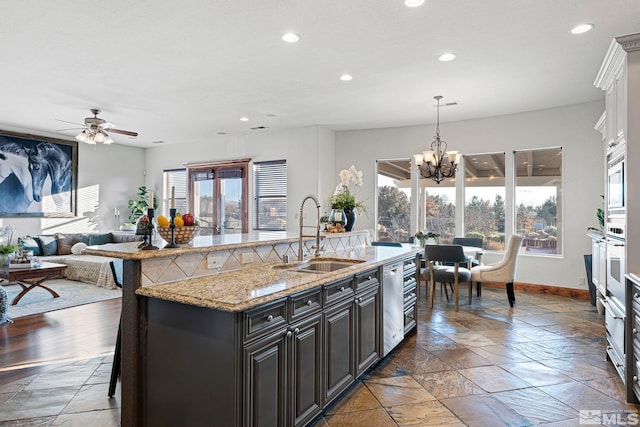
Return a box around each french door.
[188,160,249,236]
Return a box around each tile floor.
[1,286,638,426]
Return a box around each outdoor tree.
[377,185,410,240]
[464,195,496,238]
[493,194,506,232]
[536,196,557,227]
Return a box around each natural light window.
[514,147,563,255]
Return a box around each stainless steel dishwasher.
[383,261,404,356]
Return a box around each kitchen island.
[84,231,420,427]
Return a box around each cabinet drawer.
[403,277,417,294]
[403,257,417,278]
[403,304,416,335]
[355,269,379,292]
[244,299,288,342]
[289,288,322,322]
[403,289,417,308]
[324,277,356,306]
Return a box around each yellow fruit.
[157,215,169,227]
[174,217,184,227]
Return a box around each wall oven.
[607,149,625,218]
[605,221,625,311]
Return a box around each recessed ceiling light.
[282,32,300,43]
[404,0,425,7]
[217,132,227,135]
[240,117,249,122]
[571,23,594,34]
[266,114,276,118]
[340,74,353,81]
[438,52,456,62]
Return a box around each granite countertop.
[83,230,366,260]
[136,245,420,312]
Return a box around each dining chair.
[452,237,484,296]
[372,241,403,247]
[108,259,123,397]
[423,244,472,311]
[470,234,524,307]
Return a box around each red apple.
[182,213,195,226]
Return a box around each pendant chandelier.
[414,96,460,184]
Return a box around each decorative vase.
[329,207,347,227]
[344,208,357,232]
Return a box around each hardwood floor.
[0,298,121,386]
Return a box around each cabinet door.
[323,298,355,403]
[355,287,380,376]
[290,313,323,427]
[244,329,287,427]
[598,242,607,295]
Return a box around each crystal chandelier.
[413,96,460,184]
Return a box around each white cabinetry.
[594,32,640,404]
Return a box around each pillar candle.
[148,192,153,209]
[171,186,175,209]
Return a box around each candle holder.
[141,208,159,251]
[164,208,179,248]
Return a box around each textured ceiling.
[0,1,638,147]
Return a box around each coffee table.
[0,262,67,305]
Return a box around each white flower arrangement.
[330,165,366,214]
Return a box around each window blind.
[254,160,287,230]
[163,168,188,216]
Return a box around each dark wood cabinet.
[355,286,380,376]
[289,313,323,427]
[323,297,355,403]
[244,328,288,427]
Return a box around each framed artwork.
[0,129,78,217]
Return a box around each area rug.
[1,279,121,320]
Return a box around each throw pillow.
[18,236,43,256]
[38,235,58,256]
[88,233,113,246]
[56,233,89,255]
[71,242,88,255]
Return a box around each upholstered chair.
[424,244,472,311]
[470,234,524,307]
[451,237,484,296]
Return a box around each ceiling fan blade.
[107,128,138,137]
[56,127,86,132]
[56,119,85,126]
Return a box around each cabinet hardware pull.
[367,276,372,280]
[607,345,613,350]
[410,314,414,319]
[355,297,362,303]
[634,328,637,334]
[286,331,292,337]
[616,363,623,368]
[266,315,274,322]
[614,316,623,320]
[635,292,640,299]
[634,376,639,382]
[294,328,300,334]
[306,300,312,306]
[340,286,345,292]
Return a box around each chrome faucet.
[298,195,322,261]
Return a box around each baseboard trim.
[481,282,590,300]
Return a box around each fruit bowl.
[157,226,199,244]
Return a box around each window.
[464,153,506,250]
[189,160,249,235]
[376,160,411,242]
[515,147,562,255]
[423,186,455,244]
[254,160,287,231]
[163,169,187,216]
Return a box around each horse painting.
[26,142,72,210]
[0,143,34,213]
[0,132,76,217]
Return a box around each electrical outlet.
[207,256,222,269]
[241,252,254,264]
[578,276,586,287]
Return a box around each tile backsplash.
[140,232,368,286]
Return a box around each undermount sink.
[293,258,365,274]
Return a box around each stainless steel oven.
[605,221,625,311]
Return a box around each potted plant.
[413,231,440,247]
[121,186,158,231]
[0,244,17,267]
[329,165,367,231]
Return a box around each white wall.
[336,101,605,290]
[144,126,336,234]
[1,142,145,239]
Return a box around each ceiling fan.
[57,109,138,144]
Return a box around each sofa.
[18,232,142,290]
